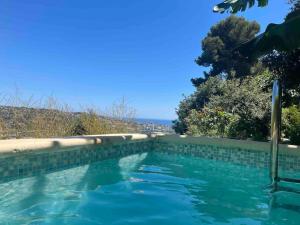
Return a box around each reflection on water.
[119,153,148,179]
[0,152,300,225]
[119,153,148,189]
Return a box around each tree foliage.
[173,76,224,134]
[237,14,300,60]
[282,105,300,144]
[262,50,300,106]
[175,71,273,139]
[207,72,271,119]
[213,0,269,13]
[213,0,298,13]
[180,72,272,140]
[192,16,260,86]
[261,3,300,106]
[207,72,272,140]
[174,3,299,143]
[185,108,238,137]
[219,0,300,62]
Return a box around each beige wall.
[0,133,148,155]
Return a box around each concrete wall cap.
[0,133,148,154]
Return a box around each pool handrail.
[269,80,300,189]
[270,79,281,186]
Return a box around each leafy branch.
[213,0,268,13]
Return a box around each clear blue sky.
[0,0,290,120]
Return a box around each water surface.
[0,152,300,225]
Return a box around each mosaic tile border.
[0,140,153,183]
[153,141,300,172]
[1,137,300,183]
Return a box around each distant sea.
[135,118,173,126]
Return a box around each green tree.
[282,105,300,144]
[207,72,271,119]
[211,0,300,143]
[173,76,224,133]
[261,3,300,106]
[207,71,272,140]
[185,108,238,137]
[215,0,300,62]
[174,71,272,140]
[262,50,300,106]
[192,15,260,86]
[175,0,299,143]
[173,96,195,134]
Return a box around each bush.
[0,118,6,139]
[28,97,74,138]
[173,76,225,134]
[227,117,269,141]
[176,71,272,140]
[185,107,238,137]
[73,109,111,135]
[282,105,300,145]
[208,72,272,141]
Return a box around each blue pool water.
[1,152,300,225]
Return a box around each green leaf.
[213,0,268,13]
[236,15,300,59]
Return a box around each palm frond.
[213,0,268,13]
[236,15,300,59]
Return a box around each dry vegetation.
[0,90,138,139]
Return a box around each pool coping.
[0,133,149,156]
[0,133,299,157]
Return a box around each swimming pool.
[1,149,300,225]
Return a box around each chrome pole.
[270,80,281,186]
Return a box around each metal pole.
[270,80,281,186]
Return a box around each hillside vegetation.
[0,94,138,139]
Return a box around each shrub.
[227,117,269,141]
[28,98,74,138]
[173,76,225,134]
[282,105,300,145]
[0,118,6,139]
[185,107,238,137]
[178,71,272,140]
[73,109,111,135]
[207,73,272,141]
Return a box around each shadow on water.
[269,185,300,213]
[51,140,124,191]
[271,199,300,213]
[11,139,63,214]
[3,151,148,223]
[17,175,47,212]
[75,152,149,192]
[75,159,123,191]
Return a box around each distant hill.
[0,105,138,138]
[0,106,174,138]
